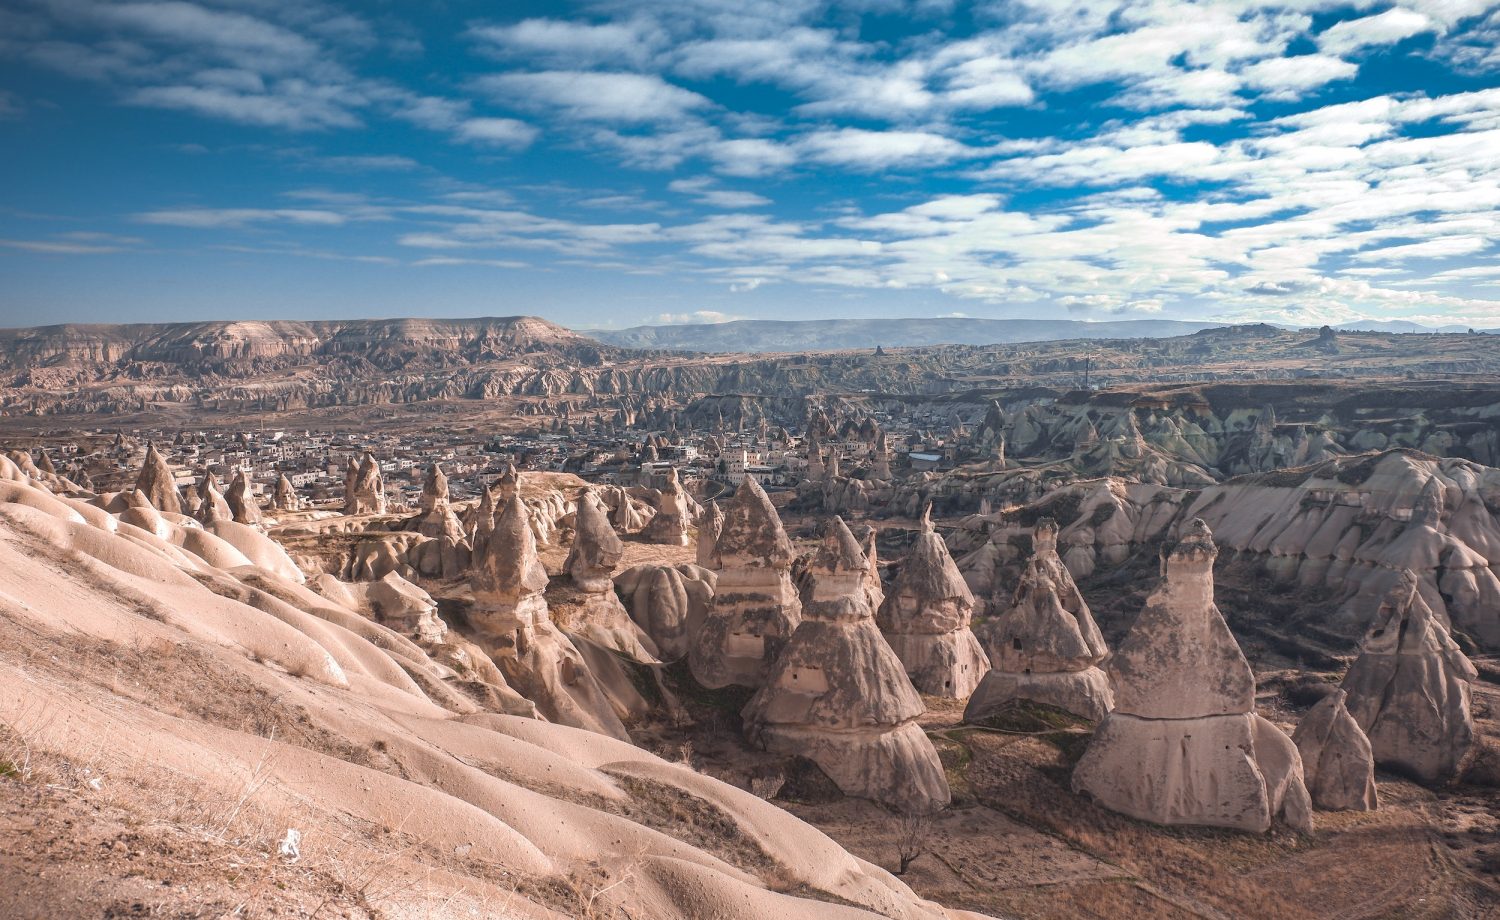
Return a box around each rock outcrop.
[690,477,802,689]
[614,563,715,663]
[469,492,628,740]
[1339,570,1478,783]
[1292,689,1378,811]
[271,474,300,511]
[641,465,691,546]
[1072,520,1313,833]
[696,498,723,568]
[194,470,231,525]
[225,470,261,527]
[742,517,951,814]
[563,491,657,661]
[366,570,448,644]
[344,452,387,515]
[877,507,989,698]
[135,443,182,515]
[967,517,1112,721]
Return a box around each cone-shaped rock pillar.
[1072,520,1313,833]
[968,517,1112,720]
[878,506,990,698]
[225,470,261,527]
[271,474,300,512]
[194,470,231,525]
[1292,689,1378,811]
[696,499,723,569]
[564,491,658,661]
[1340,570,1477,783]
[689,476,801,689]
[470,493,628,740]
[743,517,950,814]
[345,452,387,515]
[642,466,691,545]
[135,443,182,515]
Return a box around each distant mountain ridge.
[584,317,1223,352]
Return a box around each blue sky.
[2,0,1500,329]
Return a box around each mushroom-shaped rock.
[696,499,724,569]
[642,466,692,546]
[225,470,261,527]
[877,506,989,698]
[1072,520,1313,833]
[967,517,1111,720]
[1292,689,1378,811]
[563,492,658,661]
[742,517,950,814]
[135,443,182,515]
[689,476,802,689]
[366,571,448,643]
[470,493,628,740]
[1340,571,1477,784]
[344,452,387,515]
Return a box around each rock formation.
[690,476,802,689]
[1339,570,1477,783]
[696,499,723,568]
[563,491,657,661]
[877,507,989,698]
[225,470,261,527]
[967,517,1112,720]
[469,492,628,740]
[135,442,182,515]
[742,517,950,814]
[194,470,231,525]
[344,452,387,515]
[271,474,300,512]
[615,563,716,662]
[366,570,448,643]
[642,465,691,545]
[418,463,449,513]
[1292,689,1378,811]
[1072,520,1313,833]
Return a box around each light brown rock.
[1292,689,1378,811]
[689,477,801,689]
[1072,519,1313,833]
[878,506,989,698]
[135,443,182,515]
[743,517,950,814]
[1340,570,1477,783]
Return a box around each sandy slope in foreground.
[0,461,986,920]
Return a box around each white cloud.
[708,138,796,177]
[1319,8,1435,55]
[668,177,770,208]
[474,71,711,123]
[135,208,347,228]
[469,17,665,67]
[653,310,742,324]
[454,117,539,148]
[1238,54,1358,98]
[1351,236,1488,262]
[797,128,976,169]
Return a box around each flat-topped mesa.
[642,465,691,545]
[1340,570,1477,783]
[419,463,450,514]
[564,491,658,661]
[966,516,1112,720]
[1292,689,1378,811]
[743,517,951,815]
[225,470,261,527]
[469,493,628,740]
[135,442,182,515]
[878,506,990,699]
[696,499,723,569]
[271,474,300,512]
[344,452,387,515]
[194,470,231,525]
[1073,519,1313,833]
[689,476,802,689]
